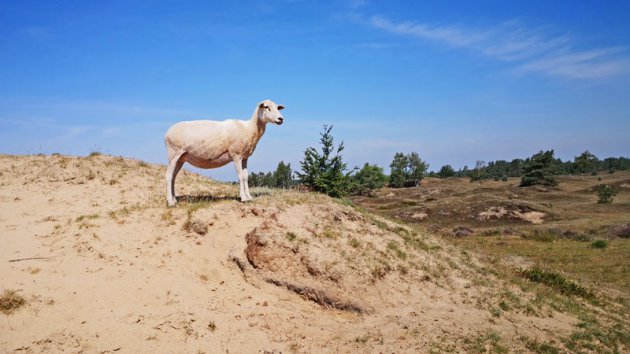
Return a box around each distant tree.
[388,152,428,187]
[520,150,558,187]
[408,152,429,186]
[297,125,351,198]
[470,160,488,183]
[272,161,293,189]
[438,165,455,178]
[350,163,388,195]
[596,184,617,204]
[389,152,408,188]
[249,171,274,187]
[574,150,599,180]
[507,159,524,177]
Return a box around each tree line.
[248,125,630,197]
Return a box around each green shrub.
[590,239,608,249]
[518,267,593,299]
[350,163,387,196]
[596,184,617,204]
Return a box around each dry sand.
[1,154,581,352]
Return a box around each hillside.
[1,154,627,353]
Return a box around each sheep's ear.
[259,102,266,109]
[277,105,285,110]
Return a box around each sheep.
[164,99,285,206]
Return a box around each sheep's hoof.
[167,200,177,207]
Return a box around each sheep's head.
[258,99,285,125]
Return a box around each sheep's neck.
[247,114,267,145]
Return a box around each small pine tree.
[596,184,617,204]
[520,150,558,187]
[297,125,351,198]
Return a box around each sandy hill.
[0,154,619,353]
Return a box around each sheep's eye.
[264,106,270,110]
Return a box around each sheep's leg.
[242,159,253,201]
[166,151,186,206]
[233,157,250,202]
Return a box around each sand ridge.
[1,154,584,352]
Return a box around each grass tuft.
[0,289,27,314]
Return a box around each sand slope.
[1,154,582,352]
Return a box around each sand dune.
[1,154,584,352]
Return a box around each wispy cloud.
[367,15,630,80]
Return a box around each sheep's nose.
[277,117,284,124]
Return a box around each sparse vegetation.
[518,267,593,299]
[75,214,99,222]
[286,231,297,241]
[0,289,27,314]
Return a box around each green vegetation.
[518,267,593,299]
[297,125,352,198]
[597,184,617,204]
[349,163,388,196]
[249,161,294,189]
[286,231,297,242]
[574,150,599,179]
[389,152,428,188]
[438,164,455,178]
[590,239,608,249]
[469,160,488,183]
[520,150,558,187]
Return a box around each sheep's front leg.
[242,159,253,201]
[233,157,250,202]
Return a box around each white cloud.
[367,15,630,80]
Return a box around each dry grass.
[452,236,630,294]
[0,289,27,314]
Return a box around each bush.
[596,184,617,204]
[438,165,455,178]
[518,267,593,299]
[590,240,608,249]
[350,163,387,196]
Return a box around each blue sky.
[1,0,629,180]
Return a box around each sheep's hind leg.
[242,159,253,201]
[166,151,186,206]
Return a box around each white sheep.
[164,99,285,206]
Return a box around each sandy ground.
[1,154,582,353]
